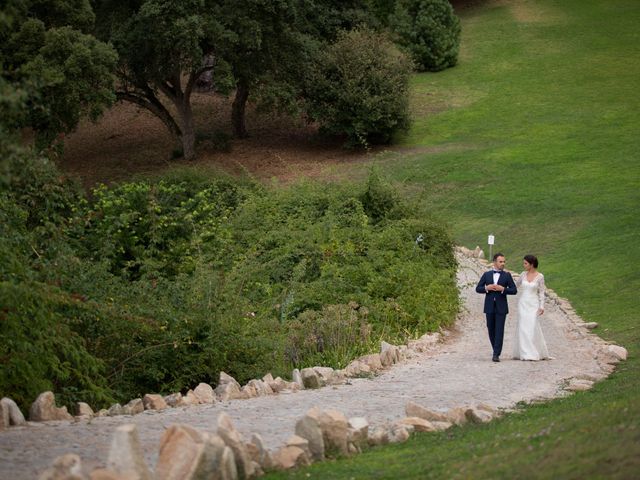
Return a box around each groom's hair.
[524,254,539,268]
[493,253,504,261]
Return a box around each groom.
[476,253,517,362]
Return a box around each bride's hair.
[524,254,538,268]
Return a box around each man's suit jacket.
[475,270,518,314]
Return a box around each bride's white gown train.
[513,272,550,360]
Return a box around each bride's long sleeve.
[538,274,546,309]
[516,271,524,287]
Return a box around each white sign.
[488,235,495,245]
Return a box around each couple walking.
[476,253,550,362]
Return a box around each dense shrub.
[304,28,413,148]
[390,0,461,72]
[0,155,459,411]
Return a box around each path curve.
[0,251,614,478]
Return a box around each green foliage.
[1,1,117,149]
[390,0,461,72]
[305,29,413,148]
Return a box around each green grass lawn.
[267,0,640,478]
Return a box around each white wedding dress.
[513,272,550,360]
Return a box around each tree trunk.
[232,80,249,138]
[176,102,196,160]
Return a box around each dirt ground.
[60,92,384,189]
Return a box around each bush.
[304,28,413,148]
[0,154,459,411]
[391,0,461,72]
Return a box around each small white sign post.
[488,234,495,260]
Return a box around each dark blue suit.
[476,270,517,357]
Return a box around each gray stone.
[295,411,325,462]
[398,417,437,432]
[607,344,628,361]
[164,393,185,408]
[367,425,389,446]
[286,435,312,462]
[0,401,8,430]
[218,371,241,388]
[300,368,322,389]
[347,417,369,450]
[142,394,167,411]
[123,398,144,416]
[0,398,26,426]
[358,354,382,372]
[217,413,255,479]
[292,369,304,389]
[30,392,73,422]
[107,403,125,416]
[193,383,216,404]
[75,402,94,418]
[465,407,493,424]
[247,433,274,471]
[155,424,237,480]
[388,423,411,443]
[215,382,242,401]
[342,360,371,377]
[405,401,449,422]
[272,446,309,470]
[107,424,152,480]
[308,408,349,457]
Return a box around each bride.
[513,254,550,360]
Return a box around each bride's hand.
[537,308,544,316]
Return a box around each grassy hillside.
[267,0,640,478]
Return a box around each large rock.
[107,403,125,416]
[29,392,73,421]
[0,397,25,427]
[294,411,325,462]
[358,354,382,372]
[607,344,628,361]
[271,446,309,470]
[342,360,371,378]
[123,399,144,416]
[183,390,200,405]
[398,417,437,432]
[142,394,167,411]
[0,401,8,430]
[347,417,369,450]
[367,425,389,446]
[193,383,216,404]
[292,369,304,389]
[164,393,186,408]
[465,407,493,424]
[215,383,243,402]
[388,423,411,443]
[286,435,312,462]
[380,342,400,367]
[247,433,274,471]
[247,379,273,397]
[446,406,468,426]
[38,454,83,480]
[219,371,241,388]
[405,401,448,422]
[217,413,255,479]
[307,408,349,457]
[107,424,152,480]
[300,368,322,389]
[75,402,94,418]
[155,424,237,480]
